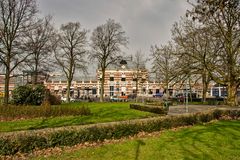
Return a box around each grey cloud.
[38,0,191,55]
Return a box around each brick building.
[0,61,218,99]
[44,60,163,99]
[0,74,15,97]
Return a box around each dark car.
[153,93,163,97]
[110,96,120,102]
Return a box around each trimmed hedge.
[0,109,239,155]
[0,104,91,121]
[130,104,168,114]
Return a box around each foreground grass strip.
[32,120,240,160]
[0,102,156,132]
[1,109,239,155]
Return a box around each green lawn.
[32,120,240,160]
[0,102,156,132]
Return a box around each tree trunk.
[135,78,138,103]
[4,70,10,105]
[4,55,11,104]
[202,77,207,102]
[33,60,38,85]
[66,80,71,103]
[227,82,238,107]
[202,84,207,102]
[165,82,169,100]
[34,72,38,85]
[100,68,105,102]
[187,78,193,102]
[201,70,211,103]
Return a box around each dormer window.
[120,60,127,69]
[99,75,102,81]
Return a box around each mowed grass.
[0,102,156,132]
[33,120,240,160]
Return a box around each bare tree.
[54,22,87,103]
[151,43,179,99]
[25,16,56,84]
[187,0,240,106]
[89,19,128,102]
[132,50,147,99]
[172,19,214,102]
[0,0,37,104]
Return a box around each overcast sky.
[38,0,191,75]
[38,0,191,53]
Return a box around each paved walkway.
[168,105,240,116]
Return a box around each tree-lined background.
[0,0,239,106]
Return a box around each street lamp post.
[185,80,188,113]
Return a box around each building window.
[110,86,114,91]
[62,88,67,94]
[148,89,153,94]
[92,88,97,95]
[110,86,114,96]
[133,89,136,94]
[77,89,80,98]
[99,75,102,81]
[121,77,126,81]
[70,89,74,97]
[142,88,146,93]
[110,77,114,81]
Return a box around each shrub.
[49,131,77,146]
[0,104,91,121]
[145,100,164,106]
[0,109,240,155]
[29,85,46,105]
[226,110,240,119]
[212,109,223,119]
[176,114,198,126]
[0,139,17,155]
[11,84,46,105]
[48,94,62,105]
[43,89,61,105]
[130,104,167,114]
[16,136,48,153]
[198,113,213,123]
[11,85,32,105]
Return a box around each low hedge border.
[0,104,91,121]
[130,104,168,114]
[0,109,240,155]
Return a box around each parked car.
[110,95,128,102]
[153,93,163,97]
[61,97,75,102]
[119,95,128,102]
[110,96,119,102]
[128,94,137,99]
